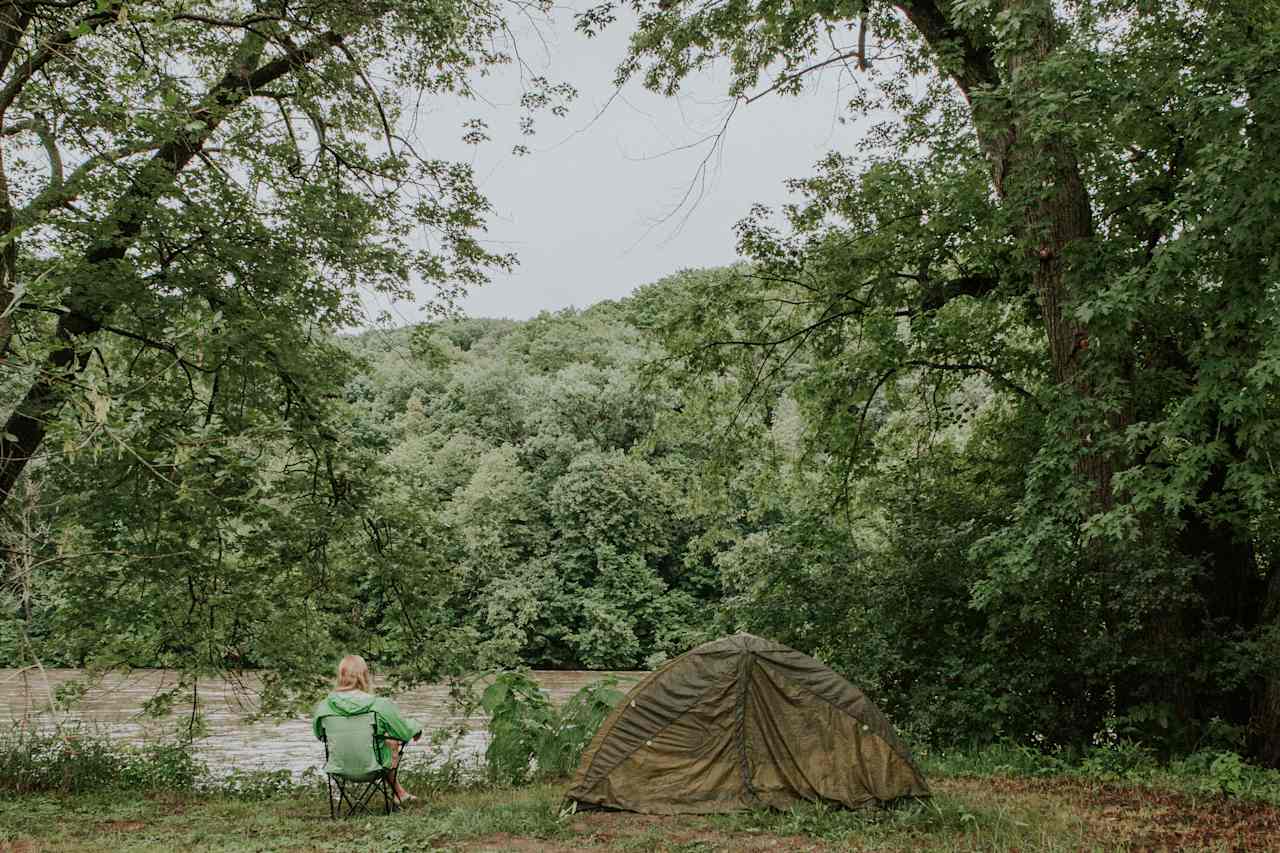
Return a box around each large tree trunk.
[899,0,1102,480]
[1255,564,1280,766]
[899,0,1217,729]
[898,0,1280,757]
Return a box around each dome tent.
[566,633,929,814]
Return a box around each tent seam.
[575,659,737,790]
[734,651,761,806]
[756,659,928,789]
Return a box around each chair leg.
[333,777,360,819]
[326,774,400,819]
[345,785,363,817]
[353,782,381,817]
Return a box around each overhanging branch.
[903,358,1040,405]
[0,2,123,118]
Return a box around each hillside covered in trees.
[1,0,1279,777]
[6,260,1278,764]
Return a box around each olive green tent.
[566,633,929,814]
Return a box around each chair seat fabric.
[317,711,399,818]
[321,714,385,778]
[311,689,424,769]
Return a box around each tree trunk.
[0,146,15,359]
[0,3,35,358]
[902,0,1109,498]
[0,308,99,503]
[1255,565,1280,766]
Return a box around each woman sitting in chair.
[312,654,423,804]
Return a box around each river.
[0,668,643,778]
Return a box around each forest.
[9,254,1280,767]
[0,0,1278,810]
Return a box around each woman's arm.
[311,701,329,740]
[374,697,424,742]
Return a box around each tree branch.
[5,113,63,192]
[0,2,122,119]
[903,358,1039,405]
[18,301,216,373]
[0,2,32,86]
[12,140,158,226]
[744,47,862,105]
[919,272,999,313]
[895,0,1000,96]
[336,43,394,154]
[0,25,350,506]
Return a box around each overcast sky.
[370,5,868,324]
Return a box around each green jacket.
[312,690,423,767]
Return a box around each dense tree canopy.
[2,308,729,702]
[4,0,1280,768]
[0,0,571,705]
[600,0,1280,761]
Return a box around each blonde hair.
[335,654,371,692]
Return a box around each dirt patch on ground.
[573,812,829,851]
[0,841,37,853]
[938,776,1280,850]
[429,833,554,852]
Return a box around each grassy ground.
[1,771,1278,852]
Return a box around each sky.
[373,5,870,324]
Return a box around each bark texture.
[899,0,1106,499]
[1257,566,1280,766]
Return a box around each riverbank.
[2,768,1279,851]
[0,668,644,778]
[4,716,1280,851]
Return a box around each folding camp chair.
[319,712,407,819]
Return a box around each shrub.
[214,768,296,800]
[1077,739,1156,783]
[1171,750,1280,802]
[476,671,624,784]
[0,723,205,795]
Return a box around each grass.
[0,782,570,852]
[2,769,1279,851]
[3,732,1280,851]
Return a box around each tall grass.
[922,740,1280,805]
[0,722,204,794]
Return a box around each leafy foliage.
[0,0,571,705]
[598,0,1280,763]
[6,0,1280,775]
[0,723,204,795]
[475,671,623,784]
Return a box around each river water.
[0,668,643,778]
